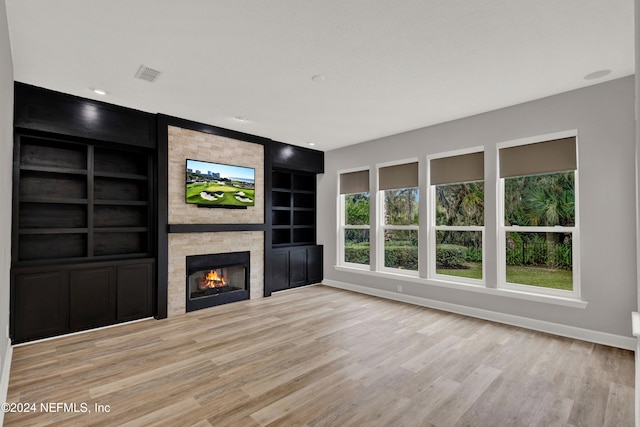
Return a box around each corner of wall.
[0,0,14,407]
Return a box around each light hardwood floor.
[5,285,635,426]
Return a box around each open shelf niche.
[14,135,153,265]
[271,170,316,247]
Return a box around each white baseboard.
[0,338,13,427]
[322,280,636,351]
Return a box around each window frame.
[497,131,581,299]
[338,168,371,270]
[376,159,420,276]
[427,148,485,286]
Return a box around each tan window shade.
[430,152,484,185]
[379,162,418,191]
[340,170,369,194]
[500,137,576,178]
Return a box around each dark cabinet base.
[11,259,154,343]
[268,245,323,295]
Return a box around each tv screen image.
[186,159,255,207]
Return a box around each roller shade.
[379,162,418,191]
[340,170,369,194]
[500,137,576,178]
[430,152,484,185]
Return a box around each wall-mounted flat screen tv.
[186,159,255,208]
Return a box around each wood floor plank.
[4,285,635,426]
[603,383,635,427]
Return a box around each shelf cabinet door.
[270,250,290,292]
[13,270,70,342]
[306,245,323,284]
[289,248,308,287]
[69,267,116,330]
[117,262,153,321]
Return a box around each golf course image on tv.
[186,159,255,207]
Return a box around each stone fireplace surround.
[166,125,265,317]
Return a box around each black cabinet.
[11,259,154,343]
[269,245,323,292]
[13,270,70,342]
[11,84,157,343]
[267,142,323,296]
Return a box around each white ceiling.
[5,0,635,152]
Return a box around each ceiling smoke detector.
[134,65,161,82]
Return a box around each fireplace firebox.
[186,251,250,312]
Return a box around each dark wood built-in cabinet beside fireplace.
[266,142,324,295]
[11,83,156,343]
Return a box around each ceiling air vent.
[135,65,161,82]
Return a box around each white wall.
[318,76,636,341]
[0,0,12,405]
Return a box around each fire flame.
[199,270,227,290]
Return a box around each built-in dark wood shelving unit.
[11,82,156,343]
[265,142,324,296]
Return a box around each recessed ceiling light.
[311,75,325,82]
[91,88,108,96]
[584,69,612,80]
[233,116,249,123]
[307,142,316,146]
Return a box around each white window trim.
[427,147,485,286]
[376,158,420,276]
[377,192,420,276]
[496,130,581,300]
[337,167,371,270]
[338,193,371,270]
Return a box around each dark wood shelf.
[94,171,148,180]
[94,200,148,206]
[19,228,89,235]
[94,227,149,233]
[20,165,87,175]
[20,197,88,205]
[272,242,315,248]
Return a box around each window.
[498,135,579,297]
[429,151,484,283]
[378,162,419,272]
[339,170,370,267]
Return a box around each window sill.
[334,264,588,309]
